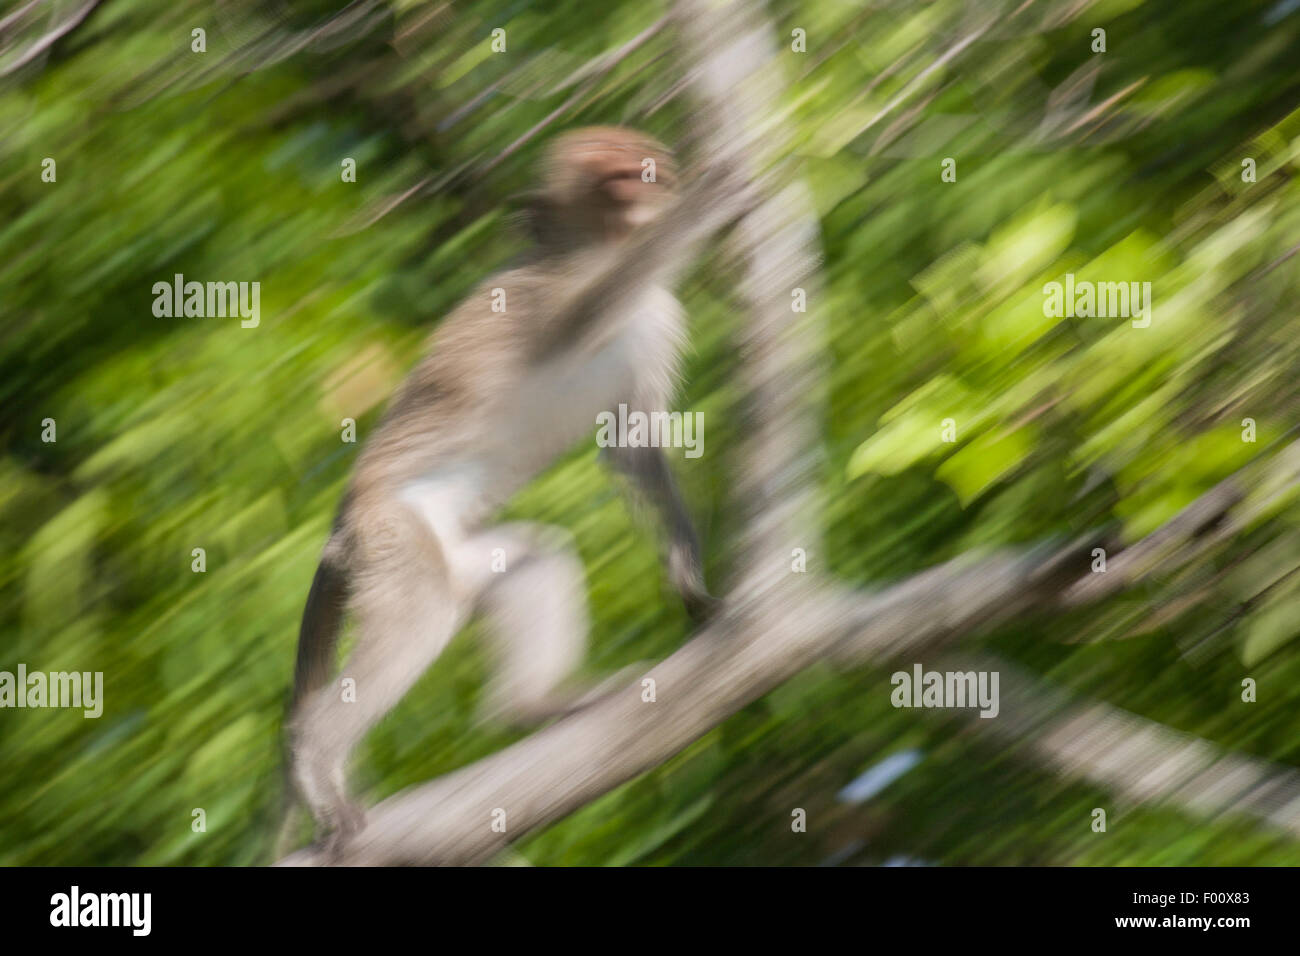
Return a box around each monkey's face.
[543,127,675,241]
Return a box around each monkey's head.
[529,126,675,248]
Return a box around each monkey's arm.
[543,164,752,352]
[602,444,718,621]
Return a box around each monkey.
[280,126,752,853]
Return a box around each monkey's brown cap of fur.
[542,126,675,202]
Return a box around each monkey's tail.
[276,543,349,858]
[291,545,349,708]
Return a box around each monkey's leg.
[289,511,464,847]
[469,523,590,726]
[602,443,719,621]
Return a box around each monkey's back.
[346,262,684,530]
[347,269,542,494]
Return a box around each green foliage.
[2,0,1299,865]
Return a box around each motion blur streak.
[3,0,1300,866]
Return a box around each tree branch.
[943,653,1300,838]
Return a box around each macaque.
[282,126,750,852]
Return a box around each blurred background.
[3,0,1300,865]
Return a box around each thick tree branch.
[277,452,1300,866]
